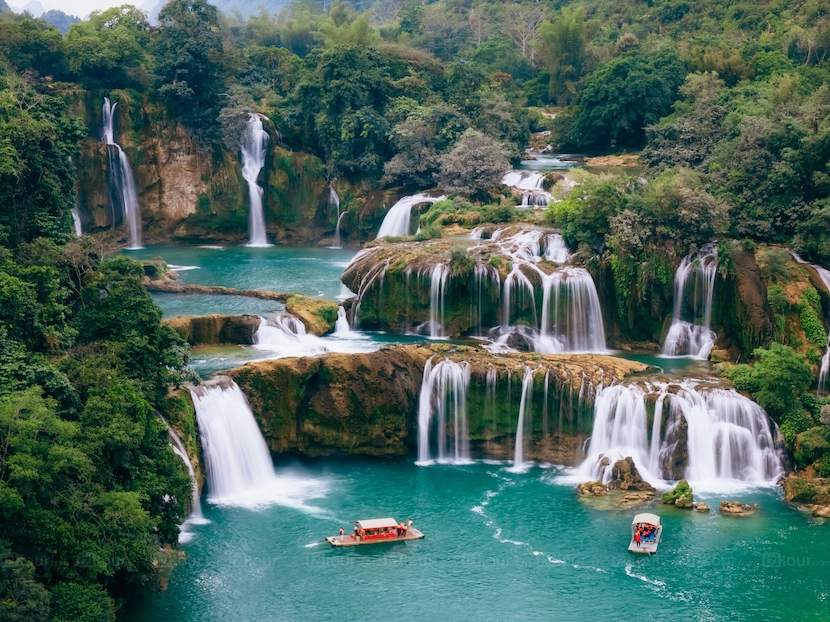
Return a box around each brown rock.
[608,456,656,492]
[577,481,608,496]
[164,314,261,345]
[811,505,830,518]
[719,500,759,516]
[695,502,710,512]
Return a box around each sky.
[9,0,157,18]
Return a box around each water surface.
[122,460,829,622]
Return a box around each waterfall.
[189,380,278,507]
[662,244,718,359]
[254,314,329,358]
[416,357,471,465]
[329,186,344,249]
[536,267,606,353]
[71,204,82,237]
[102,98,142,249]
[544,234,569,263]
[241,114,271,247]
[502,171,551,208]
[578,381,783,491]
[793,254,830,395]
[428,264,450,338]
[159,415,209,542]
[376,194,445,238]
[510,366,536,472]
[334,306,351,334]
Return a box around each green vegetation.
[661,479,693,508]
[0,74,194,621]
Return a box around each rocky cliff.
[227,344,648,461]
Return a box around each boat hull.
[326,528,425,547]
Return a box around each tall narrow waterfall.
[241,115,270,247]
[328,185,345,249]
[662,244,718,359]
[190,380,278,507]
[71,203,82,237]
[376,194,445,238]
[578,381,783,491]
[417,357,471,464]
[159,415,209,542]
[510,366,536,472]
[102,98,142,249]
[428,264,450,338]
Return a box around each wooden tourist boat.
[326,518,424,547]
[628,513,662,554]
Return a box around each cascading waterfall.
[416,357,472,465]
[428,264,450,338]
[510,366,536,472]
[662,244,718,359]
[189,380,278,507]
[535,268,606,353]
[241,114,271,247]
[376,194,445,238]
[502,171,551,207]
[328,185,344,249]
[254,314,329,358]
[102,97,142,249]
[578,381,783,491]
[793,254,830,395]
[334,306,351,334]
[71,203,82,237]
[159,415,209,542]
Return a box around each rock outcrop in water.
[165,314,262,345]
[227,344,647,460]
[661,479,694,508]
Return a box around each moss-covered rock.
[661,479,694,508]
[285,295,338,335]
[164,314,261,345]
[782,472,830,505]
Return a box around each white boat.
[326,518,424,547]
[628,513,662,554]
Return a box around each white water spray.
[417,357,472,464]
[511,366,536,471]
[103,98,142,249]
[662,244,718,359]
[241,115,271,247]
[71,203,82,237]
[502,171,551,207]
[376,194,445,238]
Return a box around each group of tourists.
[341,519,413,541]
[633,524,657,547]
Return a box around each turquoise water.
[128,245,356,301]
[123,459,830,621]
[153,293,284,318]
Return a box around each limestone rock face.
[695,502,710,512]
[577,481,608,496]
[608,456,656,492]
[164,314,261,346]
[811,504,830,518]
[782,472,830,505]
[719,501,759,516]
[227,345,648,460]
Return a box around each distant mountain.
[211,0,293,17]
[16,0,43,17]
[0,0,11,12]
[42,9,80,34]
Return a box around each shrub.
[449,246,474,278]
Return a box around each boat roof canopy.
[633,513,661,526]
[357,518,398,530]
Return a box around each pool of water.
[122,459,830,622]
[189,332,433,377]
[153,293,285,318]
[127,245,356,301]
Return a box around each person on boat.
[339,528,345,536]
[634,531,642,548]
[407,519,413,530]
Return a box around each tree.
[468,8,488,47]
[64,6,150,86]
[569,49,687,150]
[436,129,510,198]
[501,3,546,60]
[538,7,590,105]
[155,0,225,130]
[0,548,50,622]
